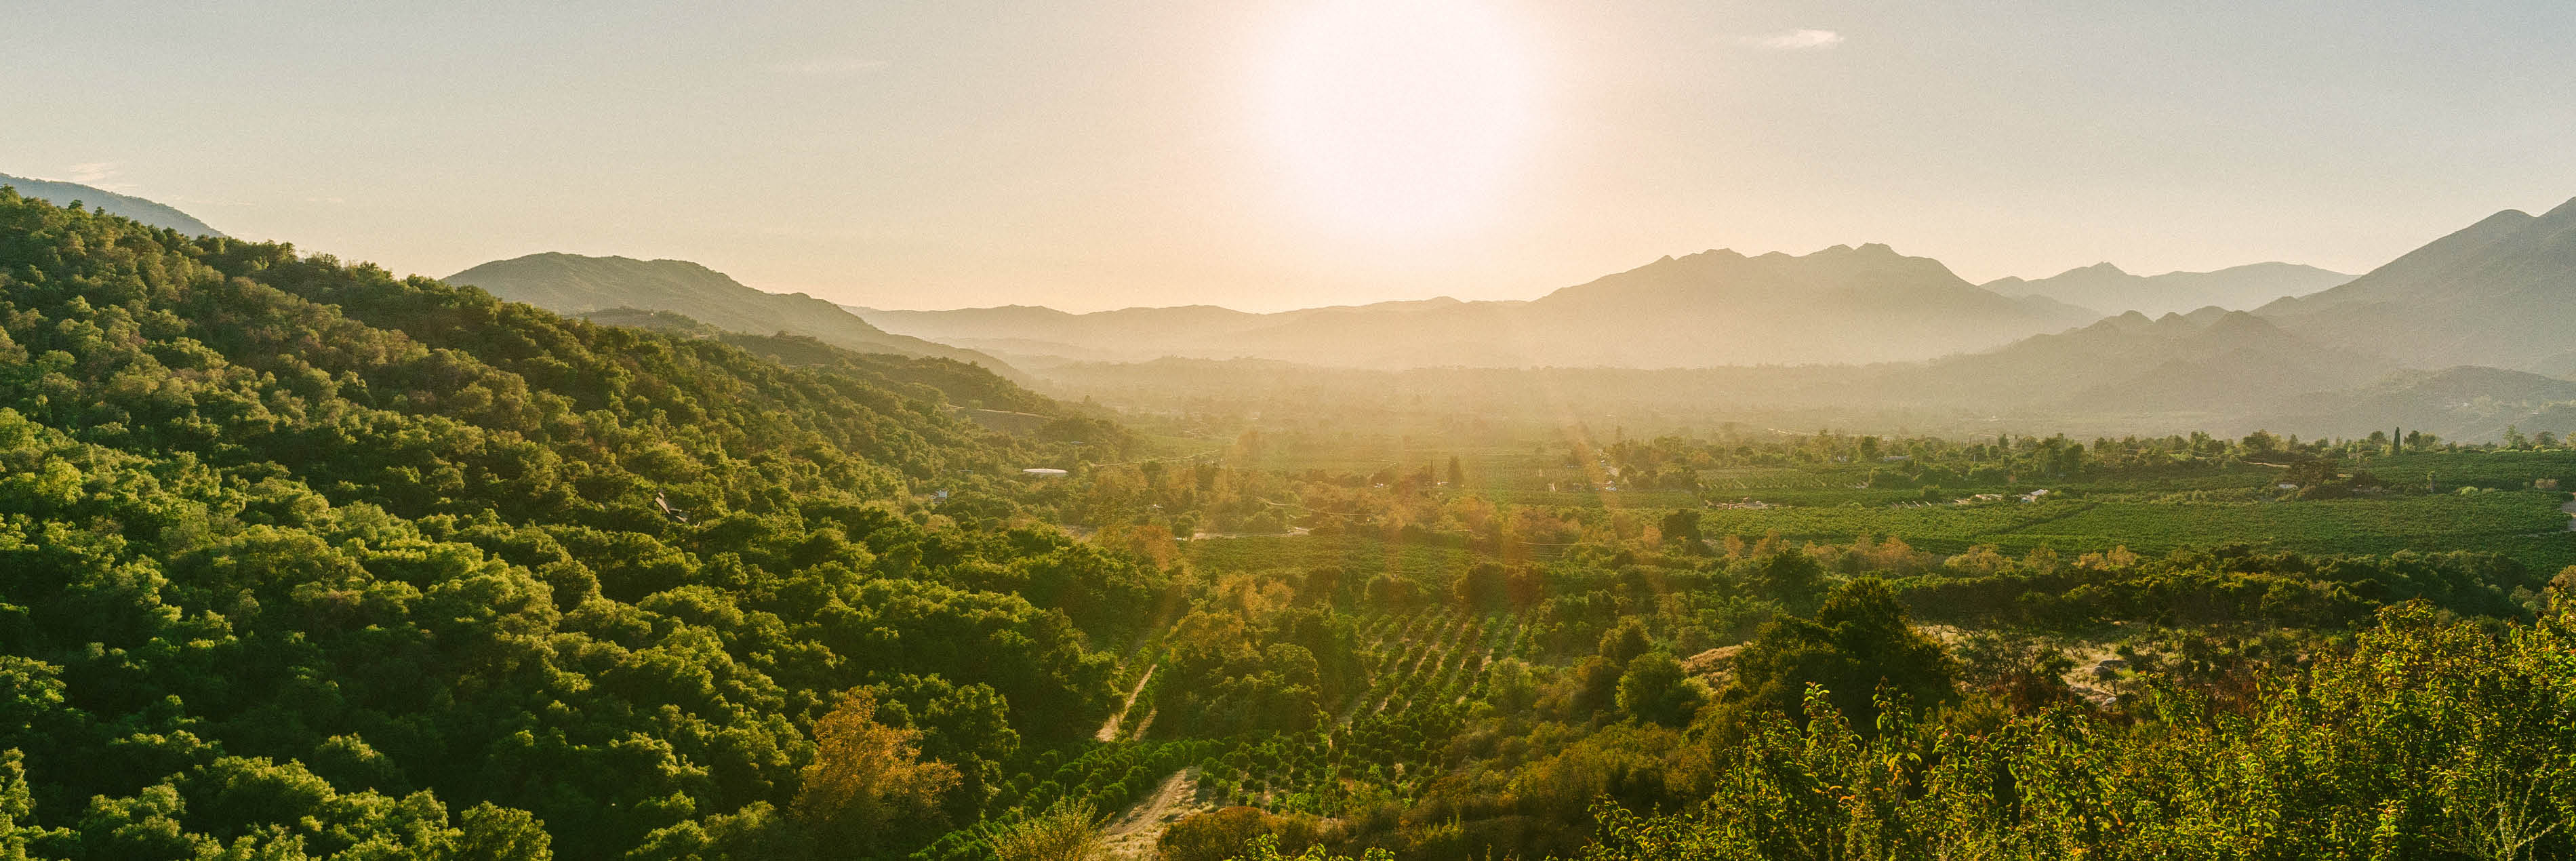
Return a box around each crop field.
[2372,449,2576,489]
[1345,609,1527,720]
[1184,534,1481,585]
[1695,499,2089,547]
[965,445,2576,860]
[1200,609,1531,814]
[973,607,1539,850]
[1694,490,2575,571]
[1481,488,1704,508]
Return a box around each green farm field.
[1699,491,2573,570]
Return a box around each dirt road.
[1095,664,1156,742]
[1097,767,1211,859]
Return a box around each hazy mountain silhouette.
[1875,307,2394,412]
[862,244,2099,368]
[0,172,224,237]
[2259,197,2576,372]
[871,195,2576,442]
[1984,261,2348,316]
[447,253,1021,376]
[2251,365,2576,441]
[850,303,1285,362]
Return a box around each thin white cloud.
[163,195,256,208]
[773,57,891,77]
[1750,29,1844,50]
[66,161,129,188]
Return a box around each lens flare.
[1260,0,1540,238]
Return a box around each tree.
[1453,562,1512,608]
[0,751,64,859]
[1163,807,1323,861]
[1486,658,1542,713]
[2282,458,2342,487]
[1744,550,1825,612]
[457,803,557,861]
[1658,509,1705,554]
[792,691,962,854]
[1302,567,1345,605]
[1950,632,2076,710]
[1615,652,1702,725]
[989,802,1103,861]
[1722,578,1955,731]
[1563,656,1625,718]
[1598,618,1653,666]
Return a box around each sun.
[1260,0,1540,238]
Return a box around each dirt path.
[1097,767,1212,860]
[1095,664,1156,742]
[2562,499,2575,530]
[2057,643,2125,708]
[1922,625,2122,706]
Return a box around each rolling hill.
[0,187,1158,859]
[2251,365,2576,441]
[0,170,224,236]
[447,252,1023,378]
[1891,308,2396,414]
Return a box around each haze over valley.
[8,4,2576,860]
[380,188,2576,447]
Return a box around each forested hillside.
[448,253,1022,378]
[1,173,225,237]
[0,190,1169,859]
[571,306,1127,444]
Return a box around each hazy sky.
[8,1,2574,312]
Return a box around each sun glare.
[1260,0,1539,238]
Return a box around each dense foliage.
[9,188,2575,860]
[0,190,1169,859]
[1577,601,2576,860]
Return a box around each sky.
[7,1,2575,313]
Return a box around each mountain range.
[1981,261,2350,317]
[0,171,224,236]
[996,195,2576,441]
[445,253,1024,378]
[28,176,2571,441]
[469,192,2575,441]
[860,243,2101,367]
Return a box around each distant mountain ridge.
[2259,196,2576,373]
[997,193,2576,443]
[2253,365,2576,441]
[446,252,1023,377]
[860,243,2101,368]
[0,171,224,237]
[1897,307,2396,414]
[461,194,2576,443]
[1984,261,2350,316]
